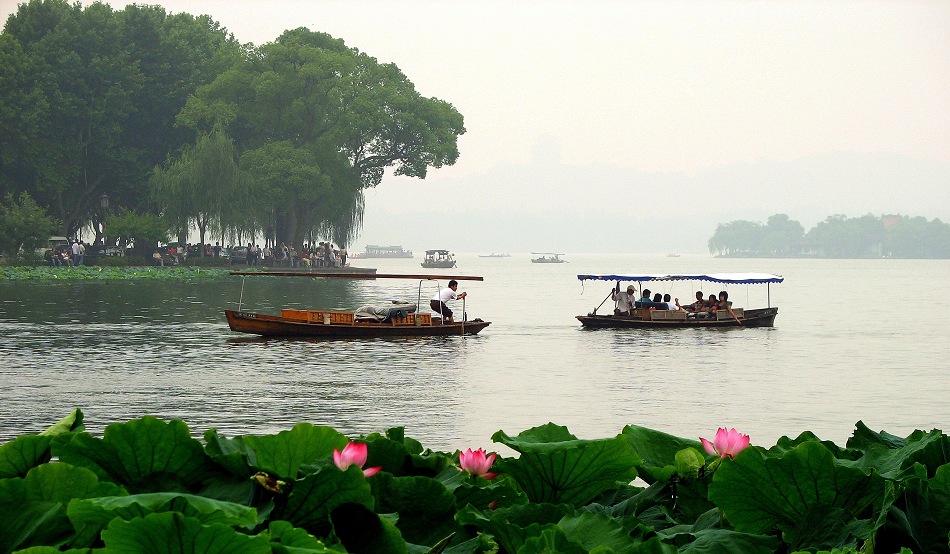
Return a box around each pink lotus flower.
[700,428,750,460]
[333,442,382,477]
[459,448,498,479]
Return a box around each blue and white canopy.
[577,273,784,284]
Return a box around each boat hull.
[225,310,490,338]
[421,261,456,268]
[576,307,778,328]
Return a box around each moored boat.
[362,245,413,258]
[421,249,456,268]
[575,272,782,328]
[479,253,511,258]
[225,271,489,338]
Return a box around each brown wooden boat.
[225,271,490,338]
[225,309,489,338]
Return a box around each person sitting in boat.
[611,285,636,315]
[663,293,681,310]
[635,289,663,309]
[711,290,740,322]
[681,291,705,312]
[430,279,467,323]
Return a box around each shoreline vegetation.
[2,409,946,552]
[709,213,950,259]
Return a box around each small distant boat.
[362,245,413,258]
[667,253,680,257]
[421,249,456,268]
[531,252,567,263]
[479,253,511,258]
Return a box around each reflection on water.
[2,256,949,451]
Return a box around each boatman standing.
[430,280,467,324]
[612,284,636,315]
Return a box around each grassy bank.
[0,266,233,281]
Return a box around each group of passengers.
[241,241,347,268]
[612,286,735,319]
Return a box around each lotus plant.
[459,448,498,479]
[333,442,382,477]
[700,427,750,460]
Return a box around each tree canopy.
[1,2,464,252]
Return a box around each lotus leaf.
[213,423,348,480]
[557,511,640,552]
[329,502,408,553]
[709,441,883,544]
[261,520,330,552]
[0,463,125,552]
[99,511,271,553]
[456,502,572,554]
[54,416,220,491]
[67,492,259,530]
[493,425,640,506]
[370,472,459,545]
[621,424,704,484]
[518,527,588,554]
[0,435,53,479]
[844,424,949,480]
[278,465,374,534]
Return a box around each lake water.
[1,254,948,453]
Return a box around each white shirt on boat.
[432,287,458,303]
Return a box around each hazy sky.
[3,0,948,252]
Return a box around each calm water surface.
[1,254,947,452]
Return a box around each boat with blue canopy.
[576,272,783,328]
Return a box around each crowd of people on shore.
[238,241,347,268]
[45,240,85,267]
[612,286,735,319]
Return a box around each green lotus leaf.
[677,529,779,553]
[67,492,258,531]
[278,465,374,534]
[0,463,126,552]
[99,511,271,553]
[621,424,704,484]
[371,472,459,546]
[53,416,221,492]
[557,510,639,552]
[455,502,572,554]
[709,441,883,545]
[0,435,53,479]
[260,520,330,552]
[212,423,348,480]
[39,409,85,437]
[844,423,950,480]
[329,502,408,553]
[492,425,640,506]
[518,527,588,554]
[453,475,528,511]
[769,431,855,460]
[881,465,950,554]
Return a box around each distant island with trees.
[709,213,950,258]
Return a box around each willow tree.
[150,128,253,252]
[177,28,464,248]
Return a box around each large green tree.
[150,128,253,252]
[178,28,465,248]
[0,0,242,241]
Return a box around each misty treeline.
[0,0,463,256]
[709,213,950,258]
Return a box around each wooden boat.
[531,252,567,263]
[421,249,456,268]
[225,271,489,338]
[575,272,783,328]
[479,253,510,258]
